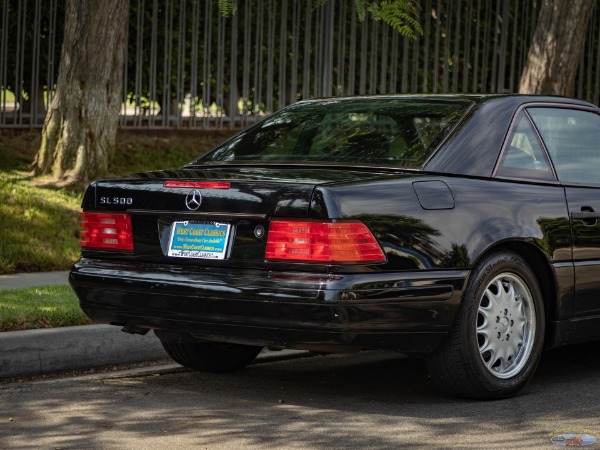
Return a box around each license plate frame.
[167,221,232,260]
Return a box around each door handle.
[570,211,600,220]
[571,207,600,226]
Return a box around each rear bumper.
[70,258,468,353]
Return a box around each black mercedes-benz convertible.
[70,94,600,399]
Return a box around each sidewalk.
[0,270,71,291]
[0,271,304,379]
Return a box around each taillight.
[80,212,134,251]
[265,220,385,263]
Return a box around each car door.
[528,106,600,319]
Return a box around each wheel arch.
[469,240,558,347]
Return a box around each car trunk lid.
[81,166,396,267]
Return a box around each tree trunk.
[519,0,595,96]
[33,0,129,189]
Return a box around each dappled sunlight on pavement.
[2,348,600,449]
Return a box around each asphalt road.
[2,345,600,449]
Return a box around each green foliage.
[355,0,368,21]
[217,0,237,18]
[0,172,82,274]
[327,0,422,40]
[364,0,423,39]
[0,285,90,331]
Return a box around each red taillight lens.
[80,212,134,251]
[265,220,385,263]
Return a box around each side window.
[496,112,554,180]
[528,107,600,184]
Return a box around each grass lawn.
[0,172,82,274]
[0,285,91,331]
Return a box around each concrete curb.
[0,324,308,379]
[0,324,169,378]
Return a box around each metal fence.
[1,0,600,129]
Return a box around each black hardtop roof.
[296,93,596,109]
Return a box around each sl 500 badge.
[99,197,133,206]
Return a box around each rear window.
[195,98,472,169]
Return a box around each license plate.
[167,221,231,260]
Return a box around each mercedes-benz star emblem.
[185,190,202,211]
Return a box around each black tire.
[426,251,545,399]
[161,341,263,373]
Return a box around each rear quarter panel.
[311,174,571,279]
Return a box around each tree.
[32,0,129,189]
[519,0,596,96]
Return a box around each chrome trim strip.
[127,210,268,220]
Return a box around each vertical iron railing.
[0,0,599,129]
